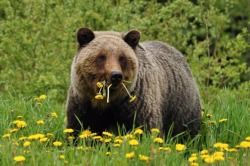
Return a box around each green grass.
[0,88,249,165]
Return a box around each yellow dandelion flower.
[191,153,197,157]
[64,128,74,133]
[102,131,113,137]
[139,154,150,163]
[95,94,104,100]
[93,136,103,140]
[96,82,103,88]
[134,128,143,135]
[106,151,111,156]
[175,144,186,151]
[151,128,160,133]
[59,155,65,159]
[204,156,215,164]
[114,138,123,144]
[77,146,84,150]
[213,142,229,151]
[129,96,136,102]
[115,136,123,139]
[213,155,225,161]
[240,141,250,148]
[91,133,97,137]
[79,134,87,139]
[36,120,44,125]
[129,139,139,146]
[188,156,198,163]
[14,156,25,162]
[39,95,47,100]
[40,137,49,143]
[37,102,43,106]
[219,118,228,123]
[213,151,224,156]
[103,138,112,143]
[2,133,10,138]
[200,149,209,155]
[28,134,45,140]
[114,143,120,147]
[13,120,27,128]
[19,137,27,141]
[201,154,210,160]
[124,134,134,139]
[82,130,92,136]
[154,137,164,143]
[190,162,199,166]
[10,128,18,133]
[51,112,58,119]
[53,141,62,147]
[67,136,75,140]
[159,147,171,152]
[125,151,135,159]
[34,97,40,101]
[46,133,54,137]
[23,141,31,147]
[79,130,92,138]
[245,136,250,141]
[213,142,222,148]
[206,114,212,118]
[227,148,237,152]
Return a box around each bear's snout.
[110,71,123,87]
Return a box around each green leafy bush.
[0,0,249,102]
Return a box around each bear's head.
[72,27,140,107]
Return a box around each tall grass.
[0,89,249,165]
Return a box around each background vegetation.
[0,0,249,102]
[0,0,249,165]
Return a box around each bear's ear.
[123,30,140,49]
[77,27,95,48]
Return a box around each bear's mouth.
[95,80,136,103]
[107,83,121,90]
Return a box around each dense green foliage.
[0,0,249,102]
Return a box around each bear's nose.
[110,71,123,86]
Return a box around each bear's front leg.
[66,88,86,135]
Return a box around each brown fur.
[66,27,201,137]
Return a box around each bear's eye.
[97,55,106,62]
[119,55,127,68]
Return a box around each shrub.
[0,0,249,102]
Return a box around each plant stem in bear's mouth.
[95,80,136,103]
[122,83,136,102]
[107,84,112,103]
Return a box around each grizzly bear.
[66,27,201,138]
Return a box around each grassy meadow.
[0,89,249,165]
[0,0,250,165]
